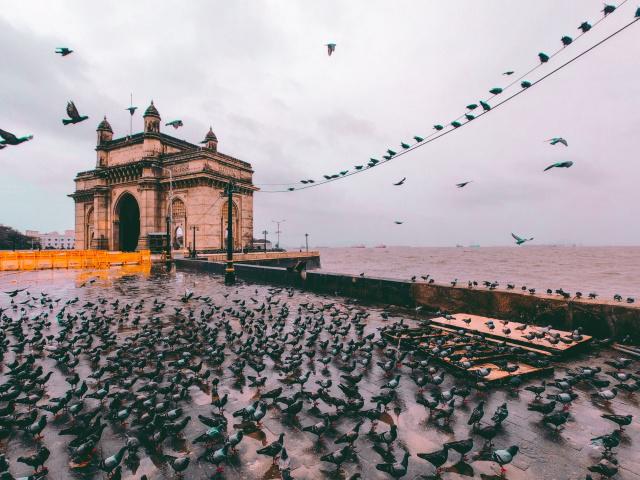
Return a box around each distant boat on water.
[456,244,463,248]
[351,244,366,248]
[469,244,481,248]
[375,244,387,248]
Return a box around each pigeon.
[376,450,410,478]
[0,129,33,146]
[443,438,474,461]
[544,161,573,172]
[588,460,618,478]
[326,43,336,56]
[257,433,285,463]
[55,47,73,56]
[62,101,89,125]
[492,445,519,474]
[591,430,621,454]
[417,447,449,474]
[511,233,534,245]
[393,178,406,186]
[503,70,515,75]
[456,181,472,188]
[394,221,404,225]
[320,446,353,470]
[601,414,632,430]
[546,137,568,146]
[165,120,184,129]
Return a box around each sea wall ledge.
[174,259,640,339]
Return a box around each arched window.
[172,198,186,219]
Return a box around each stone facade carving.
[69,101,257,251]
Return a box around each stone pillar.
[73,200,85,250]
[241,193,254,249]
[137,178,159,250]
[92,188,109,250]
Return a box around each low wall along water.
[175,259,640,340]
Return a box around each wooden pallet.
[429,313,591,355]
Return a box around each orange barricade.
[0,250,151,271]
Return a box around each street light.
[305,233,309,253]
[261,230,268,251]
[271,219,285,250]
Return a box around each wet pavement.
[0,265,638,480]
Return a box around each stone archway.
[114,193,140,252]
[171,198,186,249]
[85,207,94,249]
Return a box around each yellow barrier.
[0,250,151,271]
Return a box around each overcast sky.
[1,1,639,247]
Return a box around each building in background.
[24,229,76,249]
[69,101,257,252]
[252,238,273,251]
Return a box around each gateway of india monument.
[70,101,257,252]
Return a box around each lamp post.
[222,181,238,285]
[190,225,199,258]
[272,219,285,250]
[305,233,309,253]
[262,230,268,251]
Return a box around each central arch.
[114,193,140,251]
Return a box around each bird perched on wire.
[546,137,568,146]
[62,101,89,125]
[165,120,183,129]
[511,233,534,245]
[456,181,472,188]
[326,43,336,56]
[55,47,73,56]
[0,129,33,147]
[393,178,406,186]
[544,161,573,172]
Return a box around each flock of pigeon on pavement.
[0,280,637,480]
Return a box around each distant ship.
[375,244,387,248]
[350,244,366,248]
[456,244,463,248]
[469,244,481,248]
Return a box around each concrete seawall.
[174,259,640,339]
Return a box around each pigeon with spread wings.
[62,101,89,125]
[511,233,533,245]
[0,129,33,146]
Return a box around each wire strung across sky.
[257,3,639,193]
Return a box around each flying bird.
[393,178,406,186]
[0,129,33,146]
[546,137,568,146]
[544,161,574,172]
[55,47,73,56]
[166,120,184,129]
[503,70,514,75]
[63,101,89,125]
[326,43,336,56]
[394,221,404,225]
[126,105,137,116]
[456,181,472,188]
[511,233,533,245]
